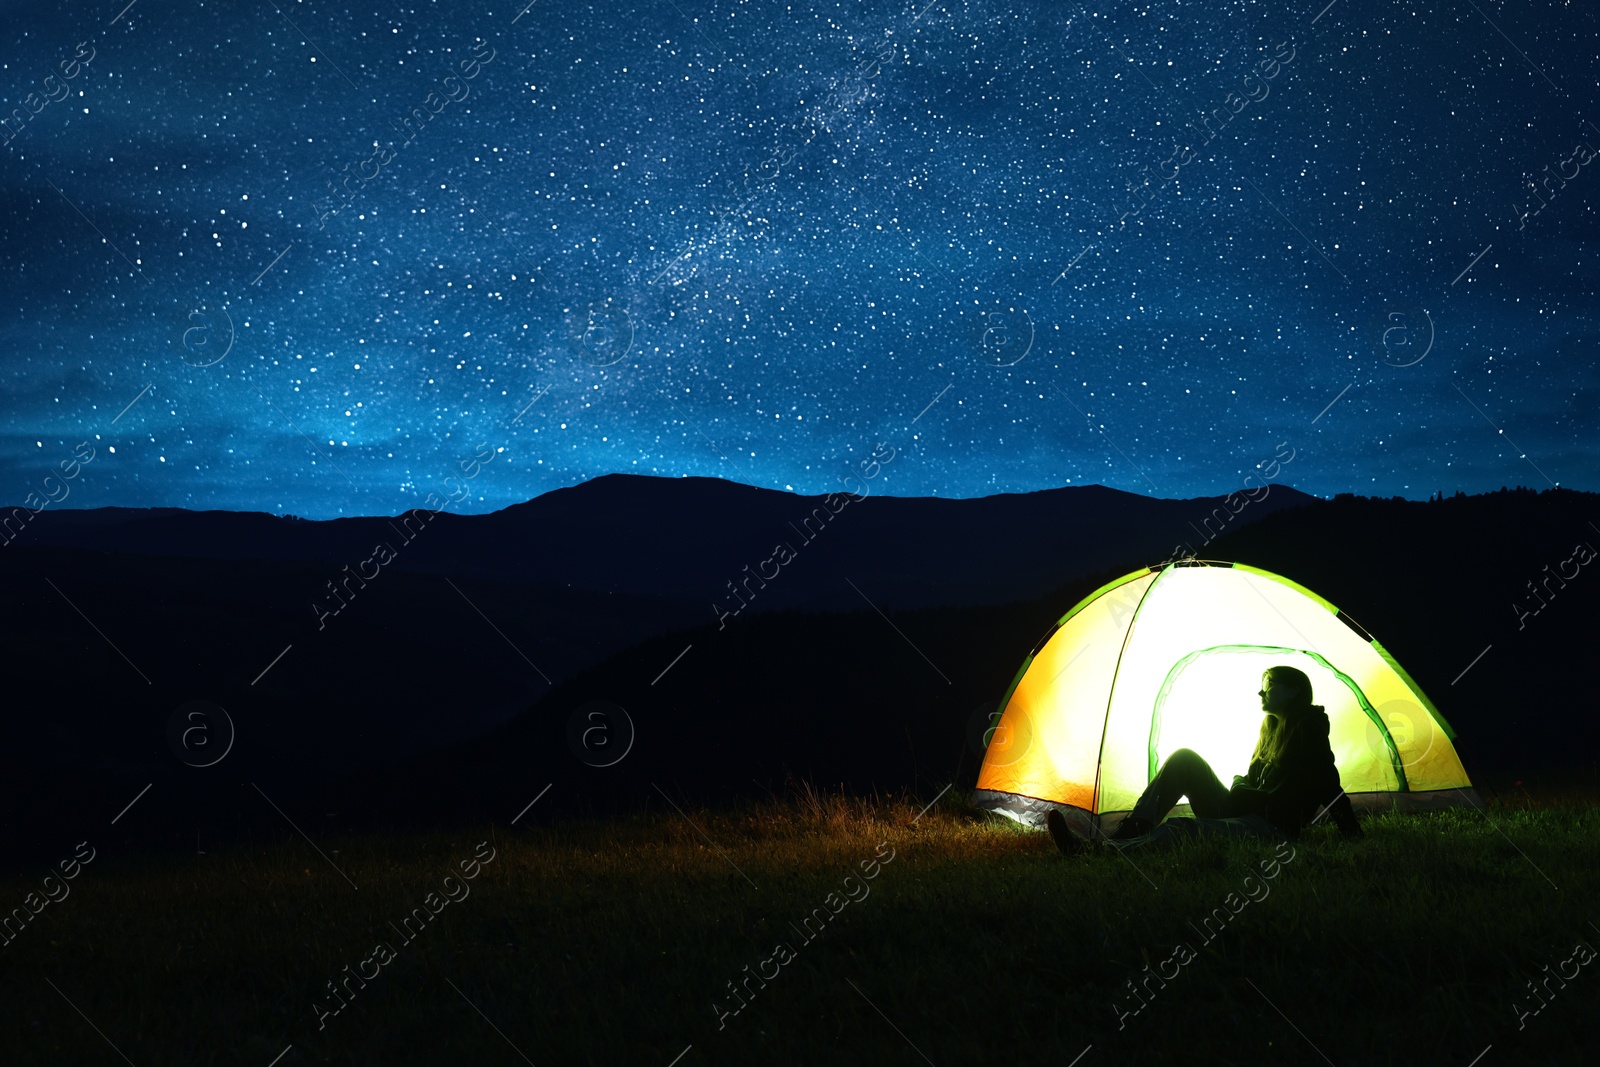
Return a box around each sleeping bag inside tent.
[973,561,1478,835]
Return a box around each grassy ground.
[3,788,1598,1066]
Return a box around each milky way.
[2,0,1596,517]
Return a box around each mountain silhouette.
[10,474,1321,612]
[3,478,1592,865]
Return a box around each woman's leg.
[1126,748,1232,826]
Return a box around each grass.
[3,789,1599,1066]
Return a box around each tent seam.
[1090,565,1166,825]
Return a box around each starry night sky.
[2,0,1596,518]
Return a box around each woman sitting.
[1047,665,1363,855]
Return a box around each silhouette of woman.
[1046,665,1363,856]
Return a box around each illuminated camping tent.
[974,561,1478,834]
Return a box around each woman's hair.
[1250,665,1315,767]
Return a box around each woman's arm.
[1253,713,1359,837]
[1231,758,1266,791]
[1226,759,1272,816]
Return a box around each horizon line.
[0,475,1581,524]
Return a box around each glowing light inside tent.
[1150,647,1349,788]
[974,563,1477,823]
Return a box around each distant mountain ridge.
[6,474,1323,616]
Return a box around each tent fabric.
[974,561,1479,831]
